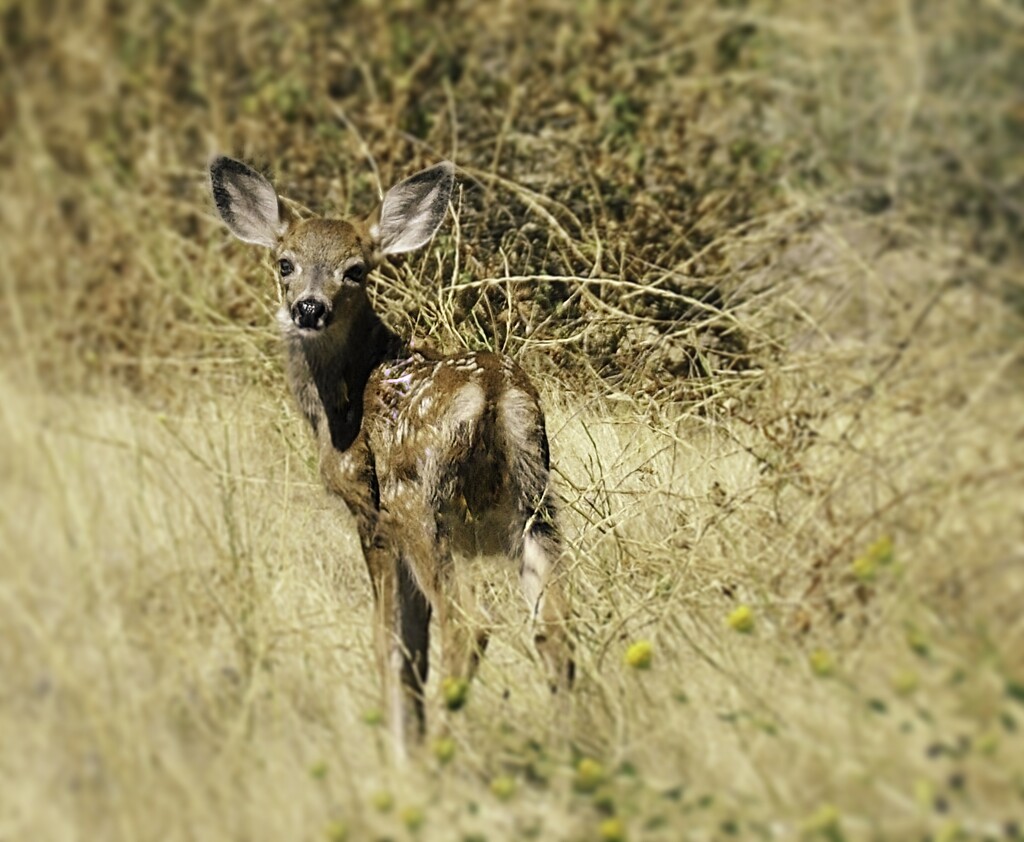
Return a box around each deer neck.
[281,289,403,452]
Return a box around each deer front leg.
[396,553,431,739]
[364,526,431,759]
[322,444,430,755]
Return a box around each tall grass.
[1,0,1022,839]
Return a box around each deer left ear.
[372,162,454,256]
[210,156,290,248]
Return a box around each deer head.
[210,157,454,336]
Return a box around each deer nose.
[292,299,326,329]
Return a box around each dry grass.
[2,0,1023,840]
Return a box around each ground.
[1,1,1022,840]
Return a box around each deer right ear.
[373,161,454,256]
[210,156,288,248]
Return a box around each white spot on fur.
[498,388,537,451]
[449,382,486,427]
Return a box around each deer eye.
[344,264,366,283]
[278,258,294,277]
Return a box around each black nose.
[292,299,326,329]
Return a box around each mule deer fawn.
[210,156,573,753]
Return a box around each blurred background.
[3,0,1020,396]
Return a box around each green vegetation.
[1,0,1022,839]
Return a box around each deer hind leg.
[414,382,493,705]
[438,544,492,692]
[365,520,431,758]
[496,388,575,690]
[517,509,575,691]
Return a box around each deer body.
[210,157,572,753]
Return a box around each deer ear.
[210,156,288,248]
[372,162,454,256]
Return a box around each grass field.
[2,1,1023,839]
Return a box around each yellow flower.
[490,775,516,801]
[892,670,919,696]
[867,535,894,566]
[599,817,627,842]
[853,535,895,582]
[809,649,835,677]
[432,736,456,765]
[361,707,383,726]
[574,758,605,793]
[727,604,755,633]
[624,640,654,670]
[851,554,877,582]
[442,677,470,711]
[325,821,348,842]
